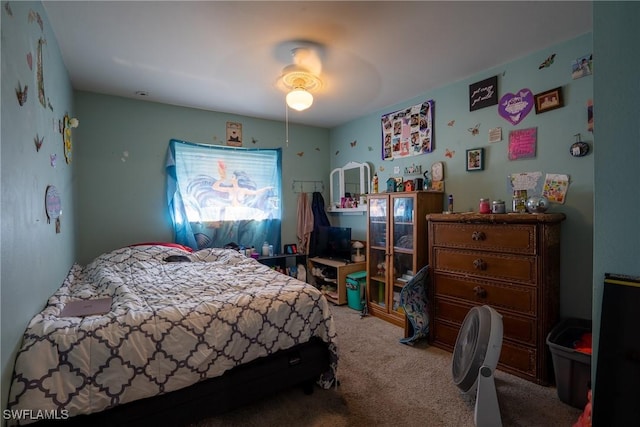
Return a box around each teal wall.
[3,0,637,413]
[592,1,640,397]
[331,33,594,320]
[1,1,76,410]
[73,92,330,264]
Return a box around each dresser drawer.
[432,319,537,380]
[431,222,536,255]
[433,297,537,345]
[433,248,537,285]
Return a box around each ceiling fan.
[278,46,323,112]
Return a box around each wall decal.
[34,134,43,152]
[297,152,304,157]
[368,146,373,151]
[5,2,13,16]
[50,153,56,168]
[381,100,434,160]
[16,82,27,106]
[538,53,556,69]
[469,76,498,111]
[28,9,43,31]
[508,127,537,160]
[498,89,533,125]
[447,120,455,127]
[335,150,339,156]
[315,147,320,151]
[467,123,480,136]
[37,38,47,107]
[445,148,455,158]
[251,137,257,144]
[350,140,357,147]
[26,52,32,70]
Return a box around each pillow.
[129,242,193,252]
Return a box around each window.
[166,139,281,251]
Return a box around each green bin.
[346,271,367,311]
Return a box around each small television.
[314,226,352,262]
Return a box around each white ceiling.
[43,1,592,128]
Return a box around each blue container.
[346,271,367,311]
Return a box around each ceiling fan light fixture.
[286,87,314,111]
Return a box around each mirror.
[329,161,371,210]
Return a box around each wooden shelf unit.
[366,191,444,327]
[308,257,366,305]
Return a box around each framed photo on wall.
[469,75,498,111]
[534,87,564,114]
[466,148,484,171]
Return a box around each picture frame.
[284,244,297,255]
[466,148,484,171]
[469,75,498,111]
[534,87,564,114]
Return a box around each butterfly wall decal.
[468,123,480,136]
[379,166,385,172]
[34,134,44,152]
[335,150,340,156]
[368,146,373,151]
[350,140,357,147]
[297,152,304,157]
[251,137,257,144]
[445,149,455,158]
[447,120,455,127]
[539,53,556,69]
[16,82,27,106]
[315,147,320,151]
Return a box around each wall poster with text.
[381,100,434,160]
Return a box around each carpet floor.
[193,304,582,426]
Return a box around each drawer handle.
[473,258,487,270]
[471,231,486,241]
[473,286,487,298]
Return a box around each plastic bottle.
[262,242,270,256]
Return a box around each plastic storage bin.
[546,318,592,409]
[346,271,367,311]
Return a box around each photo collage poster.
[381,100,434,160]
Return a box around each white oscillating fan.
[452,305,504,427]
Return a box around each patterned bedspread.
[7,245,338,424]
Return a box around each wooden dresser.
[426,213,565,384]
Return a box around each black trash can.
[546,318,592,409]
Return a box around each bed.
[7,245,338,426]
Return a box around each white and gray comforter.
[7,245,338,423]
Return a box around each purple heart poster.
[498,89,533,125]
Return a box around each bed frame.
[34,338,331,427]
